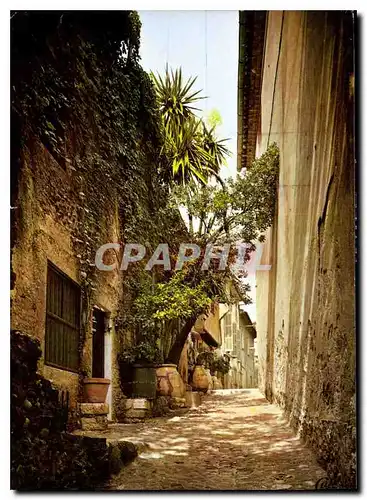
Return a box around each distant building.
[219,303,257,388]
[178,294,258,391]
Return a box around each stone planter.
[191,365,210,393]
[82,378,110,403]
[132,364,157,399]
[79,402,109,431]
[156,364,186,398]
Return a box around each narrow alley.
[105,390,325,490]
[10,10,356,491]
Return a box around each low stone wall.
[11,330,112,490]
[79,403,109,431]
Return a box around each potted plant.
[211,353,231,377]
[209,353,230,390]
[82,370,111,404]
[191,351,213,393]
[119,336,162,399]
[120,284,185,400]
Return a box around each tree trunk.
[188,214,193,236]
[166,316,196,366]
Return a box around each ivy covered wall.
[11,11,183,419]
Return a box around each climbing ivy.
[11,11,185,368]
[11,11,279,369]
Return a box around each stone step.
[79,402,109,431]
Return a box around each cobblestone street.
[106,389,325,491]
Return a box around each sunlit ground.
[85,389,325,490]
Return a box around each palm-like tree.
[201,121,230,174]
[166,117,210,185]
[151,66,203,132]
[152,66,230,186]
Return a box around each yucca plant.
[151,66,204,133]
[152,66,230,186]
[201,121,231,174]
[163,117,215,185]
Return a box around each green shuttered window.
[45,263,80,372]
[223,311,233,352]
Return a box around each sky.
[139,10,238,178]
[138,11,256,321]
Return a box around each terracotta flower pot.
[156,364,185,398]
[83,377,110,403]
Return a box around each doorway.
[92,308,106,378]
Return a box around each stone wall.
[11,12,167,425]
[11,135,122,416]
[255,11,355,487]
[11,330,111,490]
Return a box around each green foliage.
[119,339,162,365]
[152,66,231,185]
[196,350,231,375]
[162,116,213,184]
[201,121,230,173]
[172,142,280,244]
[210,352,231,375]
[206,108,223,128]
[134,143,279,334]
[151,66,204,131]
[135,271,213,321]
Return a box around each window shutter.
[45,263,80,372]
[222,311,233,352]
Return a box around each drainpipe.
[237,12,253,173]
[237,11,246,173]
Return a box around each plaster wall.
[256,11,355,486]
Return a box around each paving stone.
[105,389,327,491]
